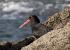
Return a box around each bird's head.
[19,15,40,29]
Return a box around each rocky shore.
[0,7,70,50]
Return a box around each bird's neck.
[30,21,39,27]
[30,18,38,24]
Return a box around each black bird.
[19,15,47,38]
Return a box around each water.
[0,19,33,42]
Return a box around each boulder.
[21,7,70,50]
[21,21,70,50]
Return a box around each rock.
[43,7,70,30]
[12,36,36,50]
[21,21,70,50]
[0,42,12,50]
[0,36,36,50]
[21,7,70,50]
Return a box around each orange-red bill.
[19,19,30,29]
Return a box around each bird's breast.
[31,23,47,38]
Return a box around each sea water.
[0,19,32,42]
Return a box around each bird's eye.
[29,16,32,19]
